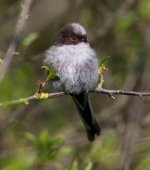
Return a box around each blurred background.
[0,0,150,169]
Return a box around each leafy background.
[0,0,150,169]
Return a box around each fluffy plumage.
[44,23,100,141]
[70,23,86,35]
[44,43,99,94]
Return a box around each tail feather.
[72,93,101,141]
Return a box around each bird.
[44,23,100,141]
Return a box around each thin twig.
[94,88,150,97]
[0,88,150,107]
[0,0,33,82]
[0,92,65,107]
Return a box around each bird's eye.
[71,35,77,41]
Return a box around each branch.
[94,88,150,97]
[0,0,33,82]
[0,92,65,107]
[0,88,150,107]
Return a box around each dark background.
[0,0,150,169]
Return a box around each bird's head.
[52,23,88,46]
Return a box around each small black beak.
[82,37,88,43]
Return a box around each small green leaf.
[84,162,93,170]
[41,65,60,81]
[99,56,110,73]
[25,132,36,143]
[70,160,79,170]
[100,56,110,65]
[41,65,50,72]
[0,58,3,64]
[23,32,39,47]
[97,56,110,88]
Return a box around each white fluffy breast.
[44,43,99,94]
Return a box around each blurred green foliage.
[25,130,64,163]
[138,0,150,21]
[0,63,35,101]
[136,154,150,170]
[90,131,119,168]
[1,129,121,170]
[116,11,136,32]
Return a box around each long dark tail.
[72,93,101,141]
